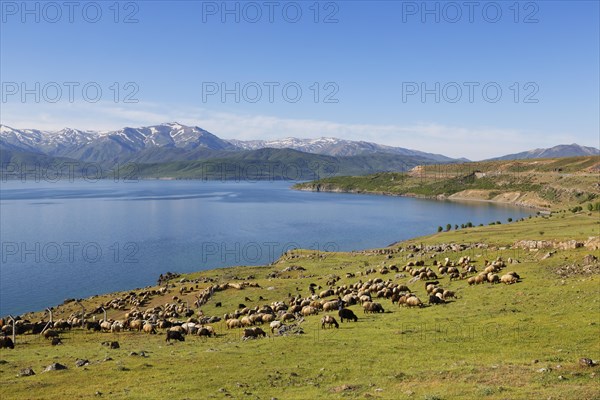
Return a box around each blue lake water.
[0,180,532,315]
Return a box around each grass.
[1,213,599,399]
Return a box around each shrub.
[437,226,443,233]
[445,224,451,231]
[507,217,513,222]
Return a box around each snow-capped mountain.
[228,137,456,162]
[0,123,236,163]
[488,144,600,161]
[1,122,458,164]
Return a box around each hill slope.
[489,144,599,160]
[293,156,600,209]
[1,212,598,399]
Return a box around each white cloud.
[0,101,591,160]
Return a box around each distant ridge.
[488,144,599,161]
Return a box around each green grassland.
[1,210,599,399]
[293,156,600,210]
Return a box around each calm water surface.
[0,180,532,315]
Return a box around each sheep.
[100,321,112,332]
[240,316,253,327]
[243,327,266,339]
[0,336,14,349]
[362,302,384,313]
[169,325,185,334]
[226,319,241,329]
[143,323,156,334]
[322,300,340,312]
[442,290,456,299]
[197,327,214,337]
[405,296,423,308]
[429,295,445,305]
[129,319,143,332]
[111,321,124,333]
[487,273,500,284]
[166,330,185,342]
[500,274,518,284]
[301,306,318,316]
[270,321,282,333]
[321,315,339,329]
[281,313,296,322]
[43,330,60,340]
[338,308,358,322]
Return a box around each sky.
[0,0,599,159]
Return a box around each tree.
[445,224,451,231]
[588,203,594,211]
[437,226,443,233]
[507,217,513,222]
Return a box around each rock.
[533,359,540,364]
[103,357,113,362]
[583,254,598,264]
[75,359,89,367]
[44,363,67,372]
[579,358,597,367]
[129,352,138,356]
[18,367,35,377]
[537,368,550,373]
[0,360,8,365]
[558,375,566,380]
[110,341,120,349]
[51,337,62,346]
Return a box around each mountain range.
[488,144,599,161]
[1,123,597,179]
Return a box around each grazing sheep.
[270,321,282,333]
[166,330,185,342]
[321,315,339,329]
[43,330,60,340]
[429,295,445,305]
[500,274,518,284]
[487,273,500,284]
[467,277,476,286]
[86,321,101,331]
[143,323,157,334]
[0,336,14,349]
[240,316,253,327]
[169,325,185,334]
[301,306,318,316]
[338,308,358,322]
[281,313,296,322]
[243,327,266,339]
[226,319,241,329]
[362,302,385,313]
[129,319,143,332]
[442,290,456,299]
[322,300,339,312]
[100,321,112,332]
[405,296,423,308]
[197,327,214,337]
[51,337,62,346]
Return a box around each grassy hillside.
[132,149,440,180]
[1,211,599,399]
[293,156,600,210]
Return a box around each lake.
[0,180,532,315]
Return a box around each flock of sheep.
[0,256,521,348]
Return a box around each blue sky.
[1,0,598,159]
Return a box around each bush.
[507,217,512,222]
[445,224,451,231]
[437,226,443,232]
[496,221,501,225]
